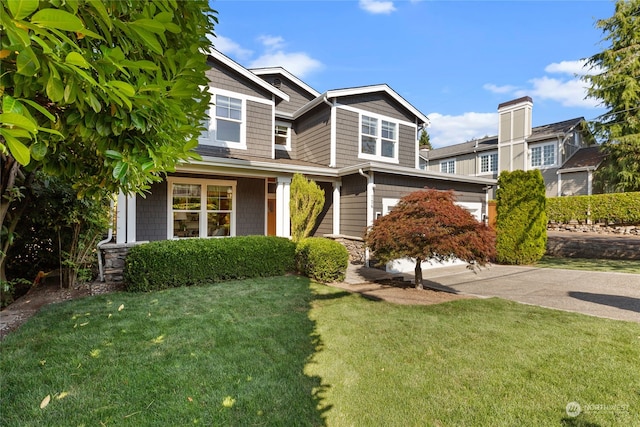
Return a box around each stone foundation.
[548,223,640,236]
[100,242,148,284]
[325,235,366,264]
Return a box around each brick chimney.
[497,96,532,171]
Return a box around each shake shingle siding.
[254,75,315,114]
[339,94,415,122]
[398,124,416,168]
[206,63,271,100]
[246,100,273,158]
[340,174,367,237]
[136,181,168,241]
[236,177,266,235]
[295,106,331,165]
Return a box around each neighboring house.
[420,97,603,197]
[113,49,496,266]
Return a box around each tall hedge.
[124,236,296,292]
[495,170,547,264]
[547,192,640,224]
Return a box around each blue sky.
[210,0,614,148]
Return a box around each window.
[440,159,455,174]
[200,90,247,149]
[274,122,291,150]
[170,179,235,238]
[530,143,555,168]
[480,153,498,173]
[359,114,398,161]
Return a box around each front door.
[267,198,276,236]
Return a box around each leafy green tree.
[0,0,216,281]
[419,129,432,149]
[364,189,495,288]
[495,170,547,264]
[290,173,325,242]
[583,0,640,192]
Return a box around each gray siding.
[197,100,273,160]
[540,168,559,197]
[398,124,416,169]
[295,105,331,165]
[374,173,487,214]
[206,62,272,100]
[312,181,334,236]
[236,177,266,235]
[560,171,589,196]
[256,74,316,114]
[137,181,168,241]
[340,174,368,237]
[338,93,415,122]
[335,109,359,168]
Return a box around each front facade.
[420,97,603,197]
[115,49,495,265]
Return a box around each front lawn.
[1,277,639,426]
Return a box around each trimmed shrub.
[296,237,348,283]
[547,192,640,224]
[124,236,296,292]
[496,170,547,265]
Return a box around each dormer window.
[274,122,291,150]
[359,114,398,162]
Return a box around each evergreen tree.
[583,0,640,191]
[419,129,433,150]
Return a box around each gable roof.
[207,49,290,102]
[249,67,321,98]
[558,146,606,172]
[422,117,587,161]
[294,84,430,125]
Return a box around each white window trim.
[529,142,557,169]
[167,177,237,239]
[479,151,498,174]
[440,158,456,174]
[274,121,292,151]
[358,112,400,164]
[199,88,248,150]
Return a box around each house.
[110,49,496,270]
[420,96,603,197]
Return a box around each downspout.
[359,168,375,267]
[97,199,115,282]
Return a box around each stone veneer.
[324,235,366,264]
[100,242,147,284]
[548,223,640,236]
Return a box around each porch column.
[276,176,291,238]
[332,182,341,235]
[116,191,127,244]
[126,194,136,243]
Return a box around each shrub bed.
[296,237,348,283]
[547,192,640,224]
[124,236,296,292]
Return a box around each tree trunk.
[414,257,423,289]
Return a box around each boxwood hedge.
[124,236,296,292]
[547,192,640,224]
[295,237,348,283]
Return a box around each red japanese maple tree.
[364,189,496,288]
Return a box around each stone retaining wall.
[546,233,640,260]
[548,223,640,236]
[325,235,366,264]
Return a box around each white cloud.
[210,35,253,61]
[257,35,285,50]
[359,0,396,14]
[545,59,588,76]
[516,76,600,108]
[249,51,323,78]
[427,112,498,148]
[483,83,519,94]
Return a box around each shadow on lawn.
[569,291,640,313]
[560,416,601,427]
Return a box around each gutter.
[97,199,115,282]
[359,168,375,267]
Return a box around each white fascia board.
[177,156,339,178]
[250,67,320,98]
[207,49,290,102]
[339,162,497,186]
[557,166,597,174]
[326,85,430,125]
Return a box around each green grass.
[535,255,640,274]
[2,277,639,426]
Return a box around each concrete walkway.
[346,263,640,323]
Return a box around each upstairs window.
[480,153,498,173]
[440,159,455,174]
[215,95,242,143]
[530,143,555,168]
[359,114,398,161]
[274,122,291,150]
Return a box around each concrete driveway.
[414,264,640,323]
